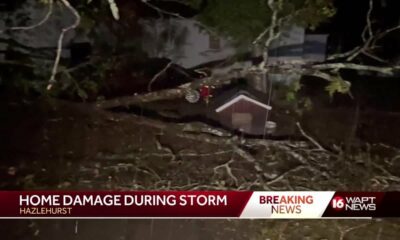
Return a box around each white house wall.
[268,25,305,65]
[270,25,305,48]
[303,34,328,63]
[140,19,236,68]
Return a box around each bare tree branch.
[327,46,362,61]
[47,0,81,90]
[264,165,306,186]
[253,0,285,46]
[312,63,399,75]
[96,70,238,109]
[255,0,285,68]
[213,159,239,186]
[154,135,176,161]
[328,0,374,62]
[264,0,283,47]
[296,122,326,151]
[0,0,54,34]
[303,70,337,81]
[329,0,400,63]
[97,61,399,110]
[181,122,232,137]
[375,25,400,41]
[336,222,371,240]
[141,0,186,19]
[97,0,400,111]
[362,0,374,42]
[140,0,218,35]
[361,49,388,63]
[97,86,187,109]
[147,61,173,92]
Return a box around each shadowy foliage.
[187,0,336,44]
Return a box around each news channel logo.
[330,195,376,211]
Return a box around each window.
[232,113,252,132]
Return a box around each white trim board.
[215,94,272,113]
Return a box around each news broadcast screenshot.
[1,0,400,239]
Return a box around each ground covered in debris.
[1,98,400,239]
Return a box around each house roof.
[212,85,272,113]
[215,94,272,112]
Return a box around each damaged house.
[141,21,328,135]
[208,86,273,135]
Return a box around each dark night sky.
[319,0,400,56]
